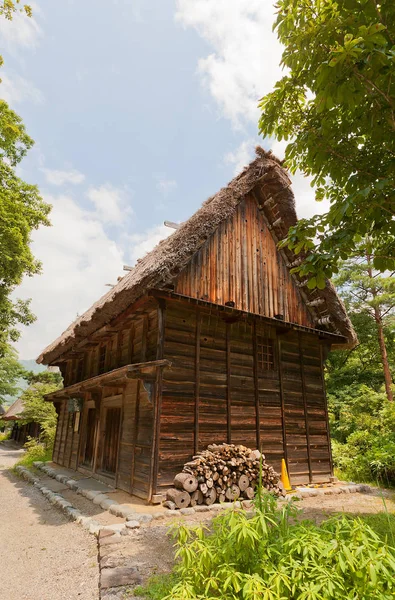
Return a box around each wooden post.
[156,299,166,360]
[298,333,313,483]
[226,322,232,444]
[252,320,261,450]
[277,337,288,468]
[75,393,86,471]
[128,323,135,363]
[130,379,141,493]
[150,371,163,501]
[92,389,102,474]
[194,308,201,454]
[115,386,126,488]
[320,345,334,476]
[141,314,149,362]
[56,401,67,464]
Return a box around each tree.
[19,370,62,448]
[0,344,25,405]
[258,0,395,287]
[0,7,51,355]
[333,244,395,401]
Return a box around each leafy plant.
[140,498,395,600]
[14,438,52,468]
[259,0,395,282]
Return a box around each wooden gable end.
[174,193,314,328]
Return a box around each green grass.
[132,574,178,599]
[0,431,11,443]
[13,444,52,470]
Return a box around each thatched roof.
[2,397,24,421]
[38,147,357,365]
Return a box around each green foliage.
[19,376,62,448]
[14,438,52,468]
[0,343,25,405]
[259,0,395,282]
[329,385,395,485]
[0,430,11,442]
[133,575,178,600]
[0,6,51,355]
[140,498,395,600]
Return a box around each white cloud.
[1,72,44,105]
[176,0,283,129]
[41,168,85,186]
[128,224,172,265]
[14,193,125,359]
[156,179,178,196]
[0,5,41,55]
[224,139,255,175]
[87,184,133,226]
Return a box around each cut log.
[204,488,217,505]
[174,473,198,493]
[238,474,250,492]
[190,490,204,506]
[225,484,240,501]
[166,488,191,509]
[199,483,208,495]
[243,487,255,500]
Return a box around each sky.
[2,0,324,360]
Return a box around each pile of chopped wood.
[164,443,284,509]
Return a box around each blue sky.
[2,1,321,359]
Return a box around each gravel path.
[0,444,99,600]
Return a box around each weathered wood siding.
[157,298,331,491]
[117,380,154,499]
[52,306,158,494]
[175,194,314,327]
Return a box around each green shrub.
[141,496,395,600]
[0,430,11,443]
[329,385,395,486]
[14,438,52,469]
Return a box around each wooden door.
[101,407,121,475]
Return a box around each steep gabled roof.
[2,397,24,421]
[38,147,357,365]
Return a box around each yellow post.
[281,459,292,491]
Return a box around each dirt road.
[0,443,99,600]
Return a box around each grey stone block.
[125,520,140,530]
[99,498,118,511]
[92,493,108,506]
[180,507,195,515]
[100,567,142,589]
[194,505,210,512]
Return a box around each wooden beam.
[92,390,102,474]
[277,337,288,469]
[298,333,313,484]
[226,322,232,444]
[252,321,261,451]
[320,344,334,477]
[194,308,201,454]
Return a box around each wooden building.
[1,397,41,444]
[38,148,357,501]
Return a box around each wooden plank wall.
[117,380,154,499]
[156,298,331,491]
[174,194,315,327]
[52,308,158,496]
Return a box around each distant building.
[1,397,40,444]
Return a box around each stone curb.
[31,462,374,518]
[15,465,103,537]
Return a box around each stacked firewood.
[164,443,284,509]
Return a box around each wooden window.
[98,345,107,374]
[256,336,275,370]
